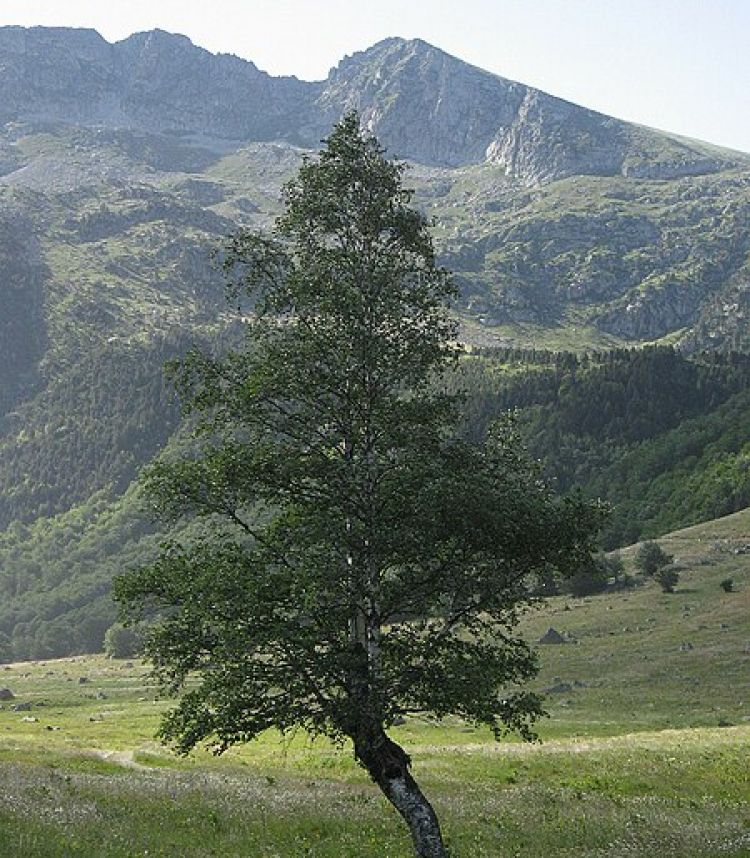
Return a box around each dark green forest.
[0,336,184,529]
[3,344,750,661]
[454,346,750,546]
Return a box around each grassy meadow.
[1,512,749,856]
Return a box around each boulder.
[0,688,14,701]
[539,627,567,645]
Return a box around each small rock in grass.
[0,688,14,701]
[11,702,31,711]
[545,682,573,694]
[539,627,567,645]
[78,676,90,684]
[21,716,37,723]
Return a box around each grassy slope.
[0,513,749,856]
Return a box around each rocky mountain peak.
[116,28,197,53]
[0,25,109,53]
[318,36,524,166]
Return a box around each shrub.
[656,566,679,593]
[103,623,143,659]
[565,551,631,597]
[616,572,638,590]
[566,555,609,597]
[0,631,11,663]
[635,541,673,577]
[720,577,735,593]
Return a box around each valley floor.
[1,518,749,856]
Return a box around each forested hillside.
[4,346,750,662]
[0,336,184,529]
[455,346,750,546]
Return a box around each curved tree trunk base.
[354,724,448,858]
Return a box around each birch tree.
[116,114,600,857]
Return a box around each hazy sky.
[2,0,748,153]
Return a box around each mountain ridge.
[0,26,746,180]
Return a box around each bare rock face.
[0,27,314,144]
[316,38,524,167]
[113,30,314,142]
[485,90,627,184]
[315,38,738,182]
[594,280,707,341]
[0,27,124,125]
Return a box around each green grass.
[1,511,750,855]
[0,722,747,856]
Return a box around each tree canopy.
[116,114,601,857]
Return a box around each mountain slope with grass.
[526,507,750,735]
[2,29,750,660]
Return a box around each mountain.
[0,27,745,180]
[0,28,748,355]
[2,26,750,659]
[6,343,750,662]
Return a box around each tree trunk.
[354,723,448,858]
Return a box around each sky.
[1,0,748,153]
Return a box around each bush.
[656,566,679,593]
[103,623,143,659]
[720,577,735,593]
[635,541,673,577]
[530,567,560,596]
[0,631,11,663]
[615,572,638,590]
